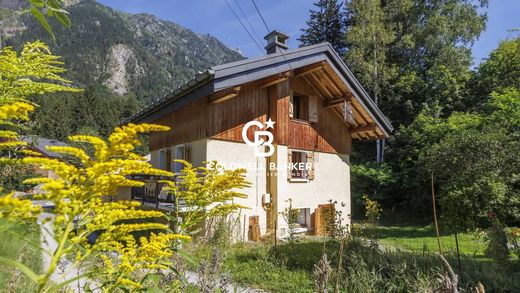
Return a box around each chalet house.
[123,31,393,238]
[22,136,68,180]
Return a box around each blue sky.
[98,0,520,65]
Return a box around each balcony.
[128,174,180,211]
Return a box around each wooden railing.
[129,175,174,209]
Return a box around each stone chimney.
[264,30,289,55]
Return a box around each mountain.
[0,0,244,101]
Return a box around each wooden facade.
[150,64,355,155]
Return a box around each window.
[291,95,308,121]
[158,149,170,171]
[288,150,315,181]
[173,145,188,174]
[291,151,308,179]
[296,208,310,227]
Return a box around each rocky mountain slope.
[0,0,243,101]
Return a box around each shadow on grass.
[373,225,438,239]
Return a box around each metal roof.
[21,136,68,158]
[123,42,393,136]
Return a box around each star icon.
[265,118,276,129]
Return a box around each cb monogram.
[242,119,275,157]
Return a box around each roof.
[21,136,68,158]
[123,42,393,137]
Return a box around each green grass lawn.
[191,225,520,292]
[191,242,314,292]
[0,219,42,292]
[373,225,487,256]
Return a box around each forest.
[299,0,520,233]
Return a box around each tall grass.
[188,226,520,292]
[0,219,42,292]
[273,238,520,292]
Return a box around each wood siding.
[150,75,352,154]
[150,83,268,151]
[150,98,206,151]
[209,83,268,142]
[288,78,351,154]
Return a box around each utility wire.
[233,0,265,50]
[251,0,270,32]
[250,0,293,72]
[225,0,265,56]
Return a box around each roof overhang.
[123,43,393,138]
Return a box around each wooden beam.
[321,69,344,96]
[349,99,371,125]
[303,75,326,98]
[324,99,344,108]
[324,96,351,108]
[208,86,241,104]
[293,62,325,78]
[331,107,351,127]
[308,72,334,98]
[350,123,377,134]
[354,134,384,141]
[258,72,292,88]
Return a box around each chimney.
[264,30,289,54]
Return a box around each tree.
[0,42,80,191]
[298,0,346,54]
[384,109,448,218]
[350,162,394,219]
[382,0,487,126]
[24,0,71,39]
[344,0,396,162]
[381,35,518,219]
[467,36,520,110]
[426,89,520,232]
[31,84,142,141]
[422,88,520,259]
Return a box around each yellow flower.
[0,193,41,219]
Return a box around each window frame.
[291,93,309,122]
[290,150,308,180]
[173,144,187,174]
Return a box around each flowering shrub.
[1,123,192,292]
[363,195,382,225]
[0,42,79,137]
[0,42,192,292]
[507,227,520,259]
[162,160,250,237]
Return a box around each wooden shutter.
[307,151,315,180]
[289,96,294,118]
[184,145,190,162]
[165,148,172,171]
[287,151,293,179]
[308,95,318,123]
[314,204,335,236]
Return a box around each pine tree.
[344,0,396,162]
[298,0,346,54]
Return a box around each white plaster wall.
[149,139,208,170]
[185,139,208,168]
[150,149,160,168]
[206,139,269,237]
[276,145,351,236]
[149,140,351,239]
